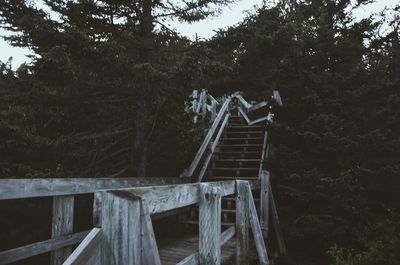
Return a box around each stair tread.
[219,144,262,147]
[213,167,259,170]
[221,137,264,140]
[215,159,261,162]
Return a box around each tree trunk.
[133,99,148,178]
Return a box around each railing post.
[199,183,221,265]
[236,181,249,265]
[100,191,141,265]
[51,195,74,265]
[211,100,217,122]
[260,171,270,239]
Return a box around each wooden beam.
[184,97,231,178]
[51,195,74,265]
[199,183,221,265]
[260,171,270,239]
[247,184,269,265]
[140,202,161,265]
[0,177,180,200]
[100,191,141,265]
[197,113,230,182]
[63,228,101,265]
[94,181,237,224]
[236,181,250,265]
[248,101,268,112]
[0,231,88,265]
[238,107,251,125]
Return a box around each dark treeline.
[0,0,399,264]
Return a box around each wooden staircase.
[181,114,267,228]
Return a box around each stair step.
[213,159,261,168]
[216,151,261,159]
[221,137,264,145]
[211,168,259,177]
[226,125,266,132]
[219,144,262,152]
[221,209,236,214]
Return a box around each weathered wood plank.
[247,184,269,265]
[197,113,230,182]
[141,202,161,265]
[270,185,287,255]
[177,226,235,265]
[260,171,270,239]
[184,97,231,178]
[0,231,88,265]
[0,177,180,200]
[100,191,141,265]
[95,181,236,220]
[51,195,74,265]
[236,181,250,265]
[249,116,269,126]
[247,101,268,112]
[238,107,251,125]
[63,228,101,265]
[272,90,283,106]
[199,183,221,265]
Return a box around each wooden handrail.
[183,97,232,179]
[0,177,180,200]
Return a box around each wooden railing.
[66,179,285,265]
[236,90,282,126]
[0,177,180,265]
[182,95,232,182]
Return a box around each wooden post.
[141,202,162,265]
[270,186,287,255]
[236,181,249,265]
[100,191,141,265]
[51,195,74,265]
[199,183,221,265]
[260,171,270,239]
[247,184,269,265]
[211,100,217,122]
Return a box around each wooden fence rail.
[0,177,180,265]
[65,178,284,265]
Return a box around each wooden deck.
[158,232,258,265]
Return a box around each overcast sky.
[0,0,398,69]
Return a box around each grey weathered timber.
[176,226,235,265]
[51,195,74,265]
[272,90,283,106]
[259,132,268,178]
[211,100,217,122]
[236,181,250,265]
[140,202,162,265]
[199,183,221,265]
[270,185,287,255]
[235,95,252,110]
[249,116,269,126]
[63,228,101,265]
[94,181,240,224]
[260,171,270,239]
[0,177,180,200]
[0,231,88,265]
[247,101,268,112]
[247,184,269,265]
[101,191,141,265]
[184,97,231,178]
[197,113,230,182]
[238,107,251,124]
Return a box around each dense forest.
[0,0,399,264]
